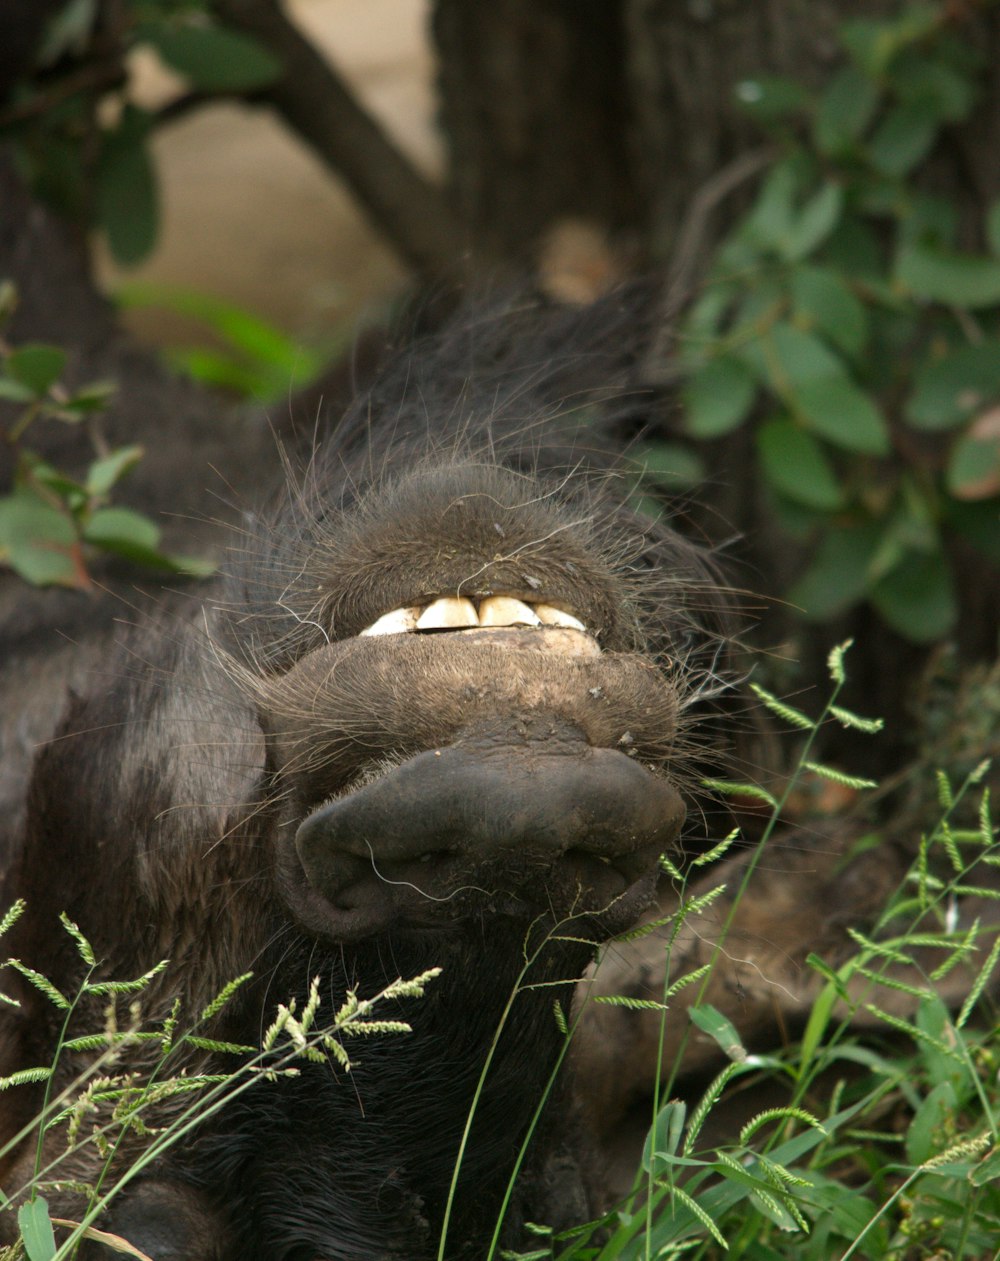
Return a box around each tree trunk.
[433,0,1000,261]
[432,0,640,260]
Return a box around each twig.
[644,146,775,384]
[0,60,126,129]
[154,89,219,128]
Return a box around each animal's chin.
[278,738,684,944]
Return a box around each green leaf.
[896,242,1000,308]
[891,53,978,123]
[792,375,890,455]
[0,376,36,404]
[119,283,301,368]
[783,181,843,262]
[767,490,826,539]
[757,417,844,510]
[83,506,160,553]
[814,65,879,156]
[734,76,810,122]
[747,1189,802,1233]
[906,342,1000,430]
[729,279,786,343]
[164,347,276,398]
[86,446,144,497]
[689,1005,747,1062]
[947,434,1000,500]
[752,315,882,457]
[711,1155,778,1197]
[823,214,885,284]
[855,171,903,220]
[742,160,797,254]
[631,493,663,523]
[95,108,158,267]
[144,23,282,92]
[840,9,939,78]
[682,354,757,438]
[970,1147,1000,1187]
[787,523,881,620]
[18,1196,56,1261]
[790,266,869,359]
[746,322,882,451]
[38,0,97,66]
[741,165,842,263]
[637,442,705,490]
[22,458,86,503]
[64,380,116,414]
[118,283,329,400]
[872,480,940,571]
[752,321,842,386]
[715,232,762,275]
[5,345,66,397]
[0,492,79,587]
[642,1100,687,1176]
[868,100,940,176]
[810,1180,884,1241]
[916,995,965,1089]
[683,281,737,342]
[82,508,215,578]
[870,548,957,641]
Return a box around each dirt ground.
[96,0,436,346]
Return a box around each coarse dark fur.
[0,290,732,1259]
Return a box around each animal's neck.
[198,919,591,1260]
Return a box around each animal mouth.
[267,593,684,941]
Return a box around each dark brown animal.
[0,292,729,1259]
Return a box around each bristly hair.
[218,285,740,687]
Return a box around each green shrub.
[642,5,1000,643]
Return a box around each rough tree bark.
[433,0,640,260]
[432,0,1000,262]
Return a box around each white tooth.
[478,596,541,628]
[359,607,421,636]
[416,597,479,630]
[534,604,586,631]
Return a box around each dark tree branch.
[0,59,126,129]
[155,88,220,128]
[211,0,474,278]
